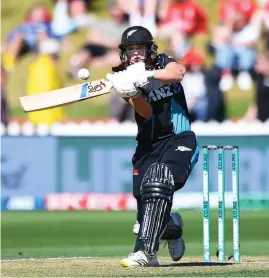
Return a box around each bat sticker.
[87,81,106,94]
[80,81,106,98]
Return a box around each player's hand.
[126,62,154,89]
[106,71,141,98]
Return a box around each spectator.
[118,0,159,36]
[53,0,95,28]
[68,3,129,78]
[2,4,53,71]
[251,0,269,48]
[243,50,269,122]
[1,66,9,126]
[255,50,269,121]
[181,49,226,122]
[204,65,226,123]
[158,0,208,58]
[265,0,269,48]
[213,12,260,92]
[210,0,257,55]
[51,0,77,38]
[218,0,257,24]
[27,39,67,126]
[68,0,95,28]
[181,49,208,122]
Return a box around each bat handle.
[107,80,113,89]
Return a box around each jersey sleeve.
[157,53,176,68]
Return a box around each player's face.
[125,44,148,64]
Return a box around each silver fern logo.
[127,29,137,38]
[175,146,192,152]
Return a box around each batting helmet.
[118,26,158,67]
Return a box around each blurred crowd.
[1,0,269,126]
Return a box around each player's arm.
[127,61,184,118]
[127,95,152,118]
[153,62,186,83]
[125,58,186,83]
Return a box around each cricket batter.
[106,26,199,267]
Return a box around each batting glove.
[106,71,141,98]
[126,62,154,89]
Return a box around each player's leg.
[131,145,183,251]
[162,131,199,191]
[125,133,199,266]
[160,130,199,261]
[121,147,159,267]
[133,210,185,262]
[135,162,175,253]
[129,135,195,264]
[121,162,175,267]
[161,212,185,261]
[132,151,151,235]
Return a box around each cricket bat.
[19,79,113,112]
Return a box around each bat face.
[19,79,113,112]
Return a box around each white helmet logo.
[127,29,137,38]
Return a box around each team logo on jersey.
[147,84,182,103]
[175,146,192,152]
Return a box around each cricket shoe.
[132,213,185,262]
[120,250,159,267]
[165,213,185,261]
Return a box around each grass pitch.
[1,210,269,277]
[2,256,269,277]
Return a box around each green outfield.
[1,210,269,276]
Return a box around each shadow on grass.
[161,261,234,267]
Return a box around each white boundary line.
[2,256,95,262]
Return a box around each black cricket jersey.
[135,53,191,142]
